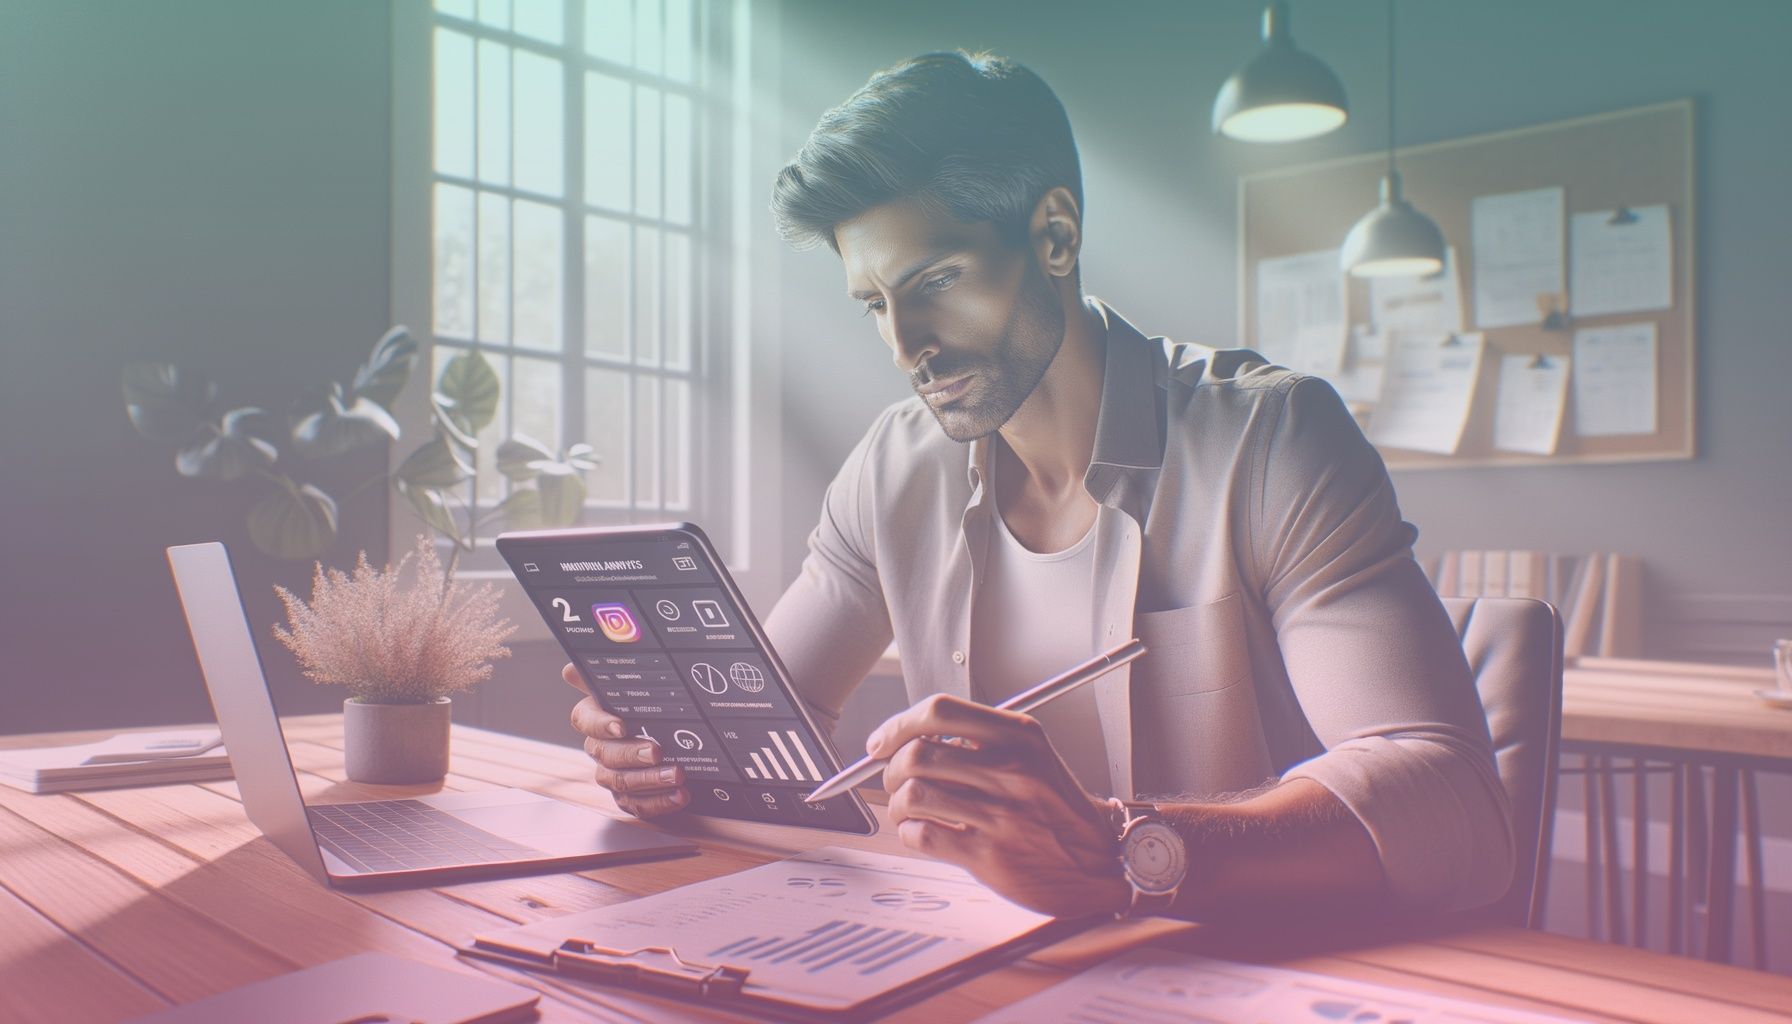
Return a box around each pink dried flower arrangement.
[273,535,516,704]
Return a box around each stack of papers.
[0,728,232,793]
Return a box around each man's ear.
[1030,186,1082,280]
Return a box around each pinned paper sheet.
[1320,326,1389,406]
[1570,204,1672,317]
[1256,249,1345,370]
[1494,354,1571,454]
[1573,323,1658,437]
[1368,332,1486,454]
[1371,245,1465,334]
[1472,187,1565,329]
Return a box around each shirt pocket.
[1131,591,1252,696]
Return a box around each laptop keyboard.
[307,799,541,874]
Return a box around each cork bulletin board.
[1239,100,1695,470]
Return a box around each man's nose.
[886,304,940,376]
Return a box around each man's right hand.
[564,663,689,817]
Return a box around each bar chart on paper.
[709,919,946,976]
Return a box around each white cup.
[1775,638,1792,692]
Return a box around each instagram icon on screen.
[591,603,641,643]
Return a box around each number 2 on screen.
[551,597,579,623]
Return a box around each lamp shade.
[1212,3,1348,143]
[1341,171,1446,278]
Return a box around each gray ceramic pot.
[342,696,451,784]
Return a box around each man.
[568,51,1513,921]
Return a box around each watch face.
[1122,819,1187,894]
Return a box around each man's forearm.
[1141,778,1387,920]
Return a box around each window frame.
[389,0,784,636]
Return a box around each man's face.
[836,198,1067,442]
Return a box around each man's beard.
[911,262,1067,443]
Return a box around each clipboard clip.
[1529,352,1555,369]
[1608,205,1638,225]
[550,938,751,998]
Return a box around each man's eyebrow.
[846,249,964,301]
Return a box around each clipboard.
[457,846,1098,1023]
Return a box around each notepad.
[463,845,1085,1017]
[0,729,232,794]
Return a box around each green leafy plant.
[122,329,595,563]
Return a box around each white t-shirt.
[970,470,1112,797]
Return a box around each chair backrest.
[1440,596,1564,928]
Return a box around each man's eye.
[922,272,959,293]
[860,299,886,318]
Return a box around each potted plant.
[272,536,516,784]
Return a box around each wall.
[0,0,395,733]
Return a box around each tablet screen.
[497,525,876,834]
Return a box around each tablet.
[496,524,877,835]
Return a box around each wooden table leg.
[1667,763,1685,956]
[1704,765,1738,963]
[1687,764,1708,958]
[1584,757,1602,940]
[1741,770,1767,970]
[1632,761,1648,948]
[1600,757,1627,944]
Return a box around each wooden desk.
[3,718,1789,1024]
[1560,657,1791,965]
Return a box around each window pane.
[432,29,474,178]
[585,72,630,211]
[634,87,661,218]
[477,40,510,185]
[665,376,689,510]
[664,92,692,225]
[634,226,661,364]
[634,374,660,506]
[511,355,562,452]
[476,0,509,30]
[664,231,690,370]
[432,184,474,339]
[513,50,563,197]
[664,0,692,82]
[435,0,474,17]
[476,192,509,343]
[431,345,508,508]
[512,0,562,43]
[634,0,663,75]
[585,215,628,359]
[585,0,629,64]
[512,200,563,350]
[584,368,629,503]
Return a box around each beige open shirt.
[765,298,1516,911]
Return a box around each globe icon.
[729,661,766,693]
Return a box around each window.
[418,0,738,561]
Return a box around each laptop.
[167,541,695,889]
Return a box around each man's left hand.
[871,693,1130,917]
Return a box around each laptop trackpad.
[452,799,612,842]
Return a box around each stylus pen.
[801,638,1147,805]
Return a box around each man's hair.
[770,50,1083,253]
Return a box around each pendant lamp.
[1212,2,1349,143]
[1341,0,1445,278]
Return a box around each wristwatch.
[1116,807,1188,917]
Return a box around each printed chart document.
[1368,332,1486,454]
[1472,187,1565,329]
[466,846,1067,1015]
[1256,249,1346,371]
[1493,354,1571,455]
[971,947,1589,1024]
[1573,323,1658,437]
[1570,205,1672,317]
[1372,245,1465,334]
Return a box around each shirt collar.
[963,296,1166,494]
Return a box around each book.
[1562,555,1606,659]
[0,729,232,794]
[1483,550,1510,597]
[1599,553,1644,657]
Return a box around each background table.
[1561,657,1791,965]
[3,718,1790,1023]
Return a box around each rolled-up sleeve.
[763,408,897,731]
[1251,375,1515,912]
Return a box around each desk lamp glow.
[1342,0,1445,278]
[1212,2,1349,143]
